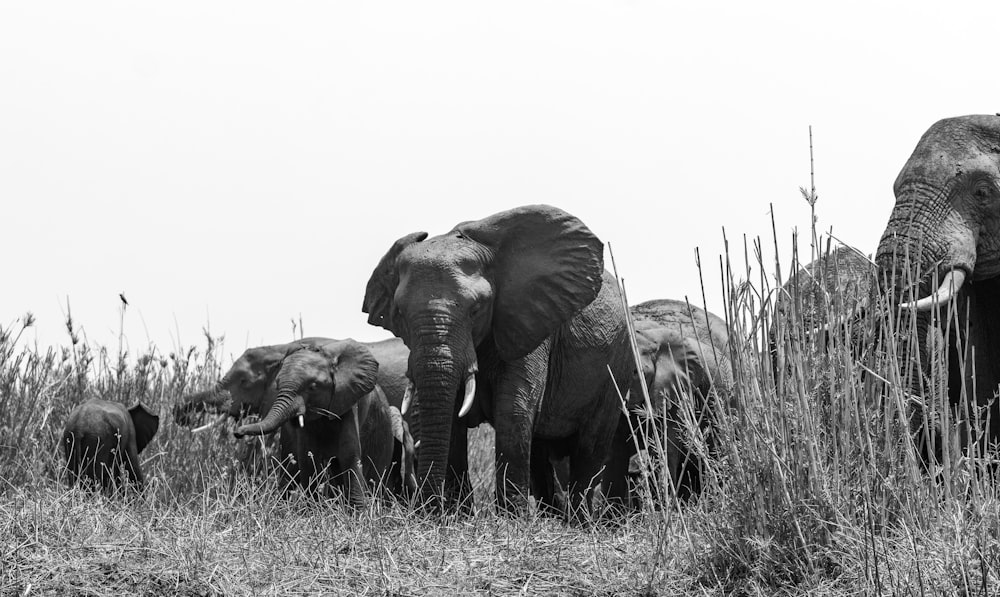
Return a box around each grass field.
[3,238,1000,596]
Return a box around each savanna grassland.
[3,236,1000,596]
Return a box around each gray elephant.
[770,245,874,373]
[174,336,410,422]
[232,340,405,505]
[875,114,1000,458]
[174,337,416,498]
[363,204,632,514]
[62,398,160,491]
[604,299,732,507]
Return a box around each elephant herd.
[62,114,1000,517]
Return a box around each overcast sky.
[2,2,995,359]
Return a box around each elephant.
[174,336,410,423]
[173,337,416,497]
[232,339,410,505]
[874,114,1000,460]
[604,299,732,507]
[770,244,874,375]
[62,398,160,491]
[363,204,632,514]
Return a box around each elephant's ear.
[128,403,160,454]
[664,337,717,400]
[628,329,660,410]
[363,232,429,338]
[456,204,605,360]
[327,340,380,416]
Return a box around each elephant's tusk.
[191,415,225,434]
[414,440,421,450]
[401,382,414,416]
[458,372,476,418]
[899,269,966,312]
[298,414,305,428]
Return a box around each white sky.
[1,2,995,359]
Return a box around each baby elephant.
[62,398,160,491]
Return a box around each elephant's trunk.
[408,311,476,509]
[411,354,461,507]
[234,391,305,437]
[173,382,231,426]
[875,185,979,460]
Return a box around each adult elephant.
[62,399,160,491]
[233,340,407,505]
[363,204,632,513]
[173,337,415,496]
[875,114,1000,459]
[604,299,732,507]
[770,245,874,374]
[174,337,410,423]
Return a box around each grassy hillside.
[2,240,999,596]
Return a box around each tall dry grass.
[2,225,1000,595]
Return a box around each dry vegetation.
[3,234,1000,596]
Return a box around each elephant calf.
[62,398,160,491]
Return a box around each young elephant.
[604,299,732,507]
[233,340,403,506]
[62,398,160,491]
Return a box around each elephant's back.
[778,245,872,326]
[630,299,729,352]
[64,399,129,437]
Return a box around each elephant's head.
[363,204,605,502]
[173,344,289,426]
[233,340,379,437]
[875,116,1000,386]
[876,115,1000,303]
[173,338,339,427]
[628,324,718,422]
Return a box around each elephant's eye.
[309,381,318,390]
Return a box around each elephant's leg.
[529,440,557,513]
[493,347,548,513]
[358,403,397,499]
[963,279,1000,456]
[567,402,620,518]
[337,411,368,509]
[445,420,472,512]
[123,440,145,489]
[663,409,687,501]
[600,416,635,512]
[97,441,118,493]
